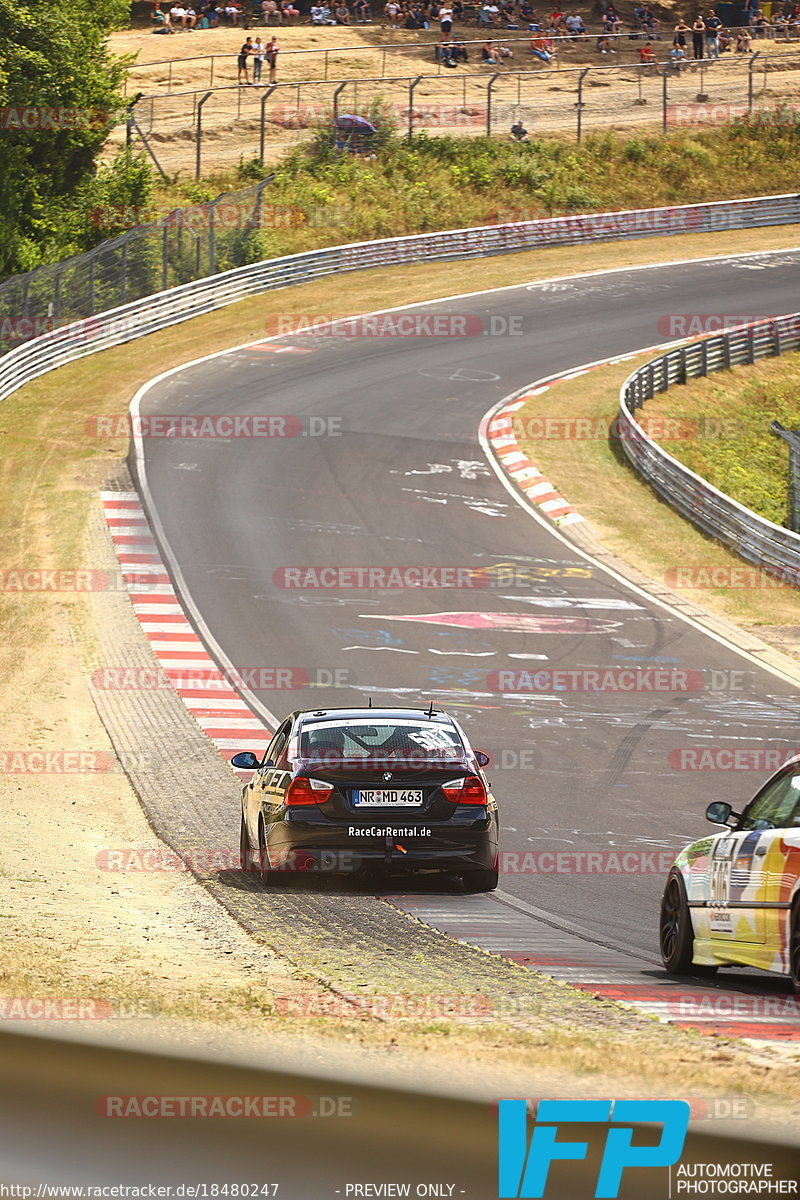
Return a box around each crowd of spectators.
[149,0,800,66]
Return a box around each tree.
[0,0,150,277]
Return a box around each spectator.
[439,2,453,30]
[669,41,686,66]
[752,9,769,36]
[771,9,789,37]
[482,36,503,60]
[705,8,722,57]
[384,0,401,23]
[151,2,174,30]
[511,119,529,139]
[520,0,536,22]
[481,2,502,25]
[225,2,244,21]
[530,30,554,57]
[673,17,689,48]
[596,32,614,50]
[565,10,586,36]
[237,35,253,81]
[251,35,265,80]
[641,4,659,37]
[718,23,733,48]
[692,13,705,56]
[262,0,279,20]
[353,0,371,18]
[335,1,350,20]
[602,3,623,32]
[639,39,655,61]
[311,3,337,20]
[266,34,279,80]
[281,0,300,20]
[169,4,188,26]
[736,24,753,49]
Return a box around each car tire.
[461,867,499,894]
[258,821,276,887]
[239,812,252,873]
[790,901,800,994]
[659,873,694,974]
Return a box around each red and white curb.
[484,394,585,528]
[101,490,272,771]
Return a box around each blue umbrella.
[335,114,378,132]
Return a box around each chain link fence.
[0,179,279,355]
[117,50,799,177]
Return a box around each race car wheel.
[660,874,694,974]
[790,902,800,994]
[258,821,276,887]
[461,867,499,894]
[239,812,252,873]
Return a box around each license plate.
[353,789,423,806]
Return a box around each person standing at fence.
[237,35,253,82]
[705,8,721,57]
[691,13,705,56]
[266,35,280,82]
[672,16,689,48]
[252,36,265,82]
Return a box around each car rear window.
[299,719,465,763]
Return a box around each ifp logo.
[498,1100,689,1198]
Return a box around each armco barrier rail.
[0,1026,798,1192]
[619,313,800,582]
[1,191,799,405]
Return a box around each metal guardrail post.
[771,421,800,532]
[748,51,761,115]
[576,67,589,142]
[196,90,213,180]
[121,239,128,306]
[162,224,169,292]
[486,73,500,137]
[407,76,423,142]
[259,85,277,164]
[662,68,668,135]
[332,80,349,127]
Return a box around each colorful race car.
[659,754,800,991]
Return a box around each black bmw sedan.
[233,706,499,892]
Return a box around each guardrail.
[1,191,799,403]
[1,1026,798,1192]
[618,313,800,582]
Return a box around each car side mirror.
[475,750,491,767]
[705,801,734,827]
[231,750,260,770]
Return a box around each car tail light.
[286,777,333,806]
[442,775,487,805]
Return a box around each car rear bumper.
[265,814,498,875]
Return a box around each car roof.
[295,707,456,726]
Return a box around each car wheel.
[239,812,252,873]
[790,902,800,994]
[660,873,694,974]
[257,821,276,887]
[461,867,499,894]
